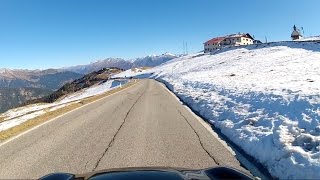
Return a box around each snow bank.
[0,80,126,133]
[1,104,53,120]
[0,110,46,132]
[297,36,320,42]
[118,42,320,179]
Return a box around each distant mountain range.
[0,53,178,113]
[0,68,83,90]
[63,58,132,74]
[63,53,178,74]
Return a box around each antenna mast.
[265,36,268,43]
[182,41,185,55]
[186,42,188,55]
[301,27,305,36]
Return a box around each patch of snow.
[117,41,320,179]
[2,104,54,120]
[0,110,46,132]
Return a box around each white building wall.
[239,37,253,45]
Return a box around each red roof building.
[204,33,255,53]
[204,37,225,46]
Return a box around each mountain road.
[0,79,247,179]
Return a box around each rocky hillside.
[0,87,52,113]
[26,67,123,104]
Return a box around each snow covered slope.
[116,41,320,179]
[297,36,320,41]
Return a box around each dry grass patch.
[0,80,138,141]
[140,67,151,70]
[0,117,5,123]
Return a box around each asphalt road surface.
[0,79,247,179]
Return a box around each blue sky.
[0,0,319,69]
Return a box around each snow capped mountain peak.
[0,68,10,74]
[162,52,176,56]
[144,53,176,59]
[132,53,178,67]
